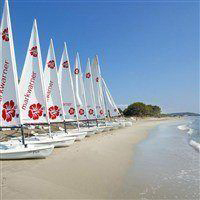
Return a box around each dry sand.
[0,118,178,200]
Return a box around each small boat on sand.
[9,134,76,148]
[0,143,54,160]
[34,131,87,142]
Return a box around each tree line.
[121,102,161,117]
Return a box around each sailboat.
[102,78,120,118]
[84,58,97,122]
[72,53,97,136]
[84,58,105,133]
[42,39,76,146]
[14,20,74,147]
[73,53,88,122]
[58,43,87,140]
[91,55,105,119]
[91,55,113,132]
[101,78,122,129]
[102,78,132,127]
[0,0,54,159]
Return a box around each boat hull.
[0,144,54,160]
[119,122,126,127]
[103,126,113,132]
[112,126,119,130]
[10,136,76,148]
[54,131,87,141]
[125,121,133,127]
[85,130,96,137]
[68,132,87,141]
[96,127,105,133]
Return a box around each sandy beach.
[1,118,179,200]
[0,0,198,199]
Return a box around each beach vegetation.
[123,102,161,117]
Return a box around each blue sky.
[1,0,199,113]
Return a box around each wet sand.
[1,118,178,200]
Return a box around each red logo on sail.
[49,105,60,119]
[86,73,91,78]
[74,68,79,74]
[96,77,99,82]
[30,46,38,57]
[88,109,94,115]
[79,109,84,115]
[2,100,16,122]
[2,28,9,42]
[28,103,43,120]
[99,110,103,115]
[69,107,75,115]
[47,60,55,69]
[62,61,69,68]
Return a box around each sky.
[1,0,199,113]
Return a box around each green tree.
[123,102,161,117]
[123,102,147,117]
[146,104,154,116]
[151,105,161,116]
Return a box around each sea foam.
[187,128,194,135]
[177,124,189,131]
[189,140,200,152]
[177,120,200,152]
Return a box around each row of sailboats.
[0,0,131,159]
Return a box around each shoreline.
[120,117,199,199]
[1,117,180,199]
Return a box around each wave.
[177,120,200,152]
[187,128,194,135]
[177,124,189,131]
[189,140,200,152]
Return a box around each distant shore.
[1,117,180,199]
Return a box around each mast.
[102,80,110,119]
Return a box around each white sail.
[84,58,97,120]
[0,0,21,127]
[19,19,49,124]
[58,43,77,121]
[91,55,105,119]
[73,53,88,121]
[44,39,64,123]
[102,78,120,117]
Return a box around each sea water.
[121,118,199,199]
[178,116,200,151]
